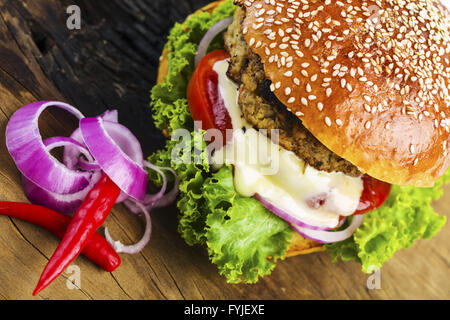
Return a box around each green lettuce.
[204,166,292,283]
[326,172,449,273]
[148,130,292,283]
[149,0,448,282]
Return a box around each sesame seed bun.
[157,0,323,257]
[238,0,450,187]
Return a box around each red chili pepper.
[33,173,121,296]
[0,202,121,273]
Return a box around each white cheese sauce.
[212,59,363,229]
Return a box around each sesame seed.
[346,83,353,92]
[285,87,292,95]
[270,83,275,92]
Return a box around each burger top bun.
[237,0,450,187]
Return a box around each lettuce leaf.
[148,130,293,282]
[204,166,293,283]
[149,0,448,282]
[148,130,211,246]
[325,171,449,273]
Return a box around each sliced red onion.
[7,100,180,254]
[104,200,152,254]
[45,136,99,172]
[292,215,364,244]
[254,194,334,231]
[79,117,148,202]
[123,163,180,214]
[195,17,233,67]
[64,115,144,204]
[105,163,179,254]
[76,159,101,172]
[151,168,179,209]
[52,135,100,172]
[72,111,143,170]
[22,172,102,215]
[142,161,169,204]
[100,109,119,123]
[6,101,90,194]
[98,121,145,203]
[336,216,347,229]
[63,110,119,171]
[23,137,102,214]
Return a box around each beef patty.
[223,7,361,177]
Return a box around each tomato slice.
[353,175,391,215]
[187,49,232,144]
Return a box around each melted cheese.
[212,59,363,229]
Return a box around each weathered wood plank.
[0,0,448,300]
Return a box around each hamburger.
[150,0,450,283]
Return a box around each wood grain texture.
[0,0,448,300]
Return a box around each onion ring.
[292,215,364,244]
[195,17,233,67]
[6,101,90,194]
[22,137,102,214]
[104,200,152,254]
[79,117,148,202]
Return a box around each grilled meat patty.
[223,7,361,177]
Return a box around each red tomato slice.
[187,50,391,216]
[187,49,232,144]
[353,175,391,215]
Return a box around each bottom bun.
[286,233,324,257]
[156,0,323,257]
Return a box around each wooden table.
[0,0,448,300]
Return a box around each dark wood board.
[0,0,448,300]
